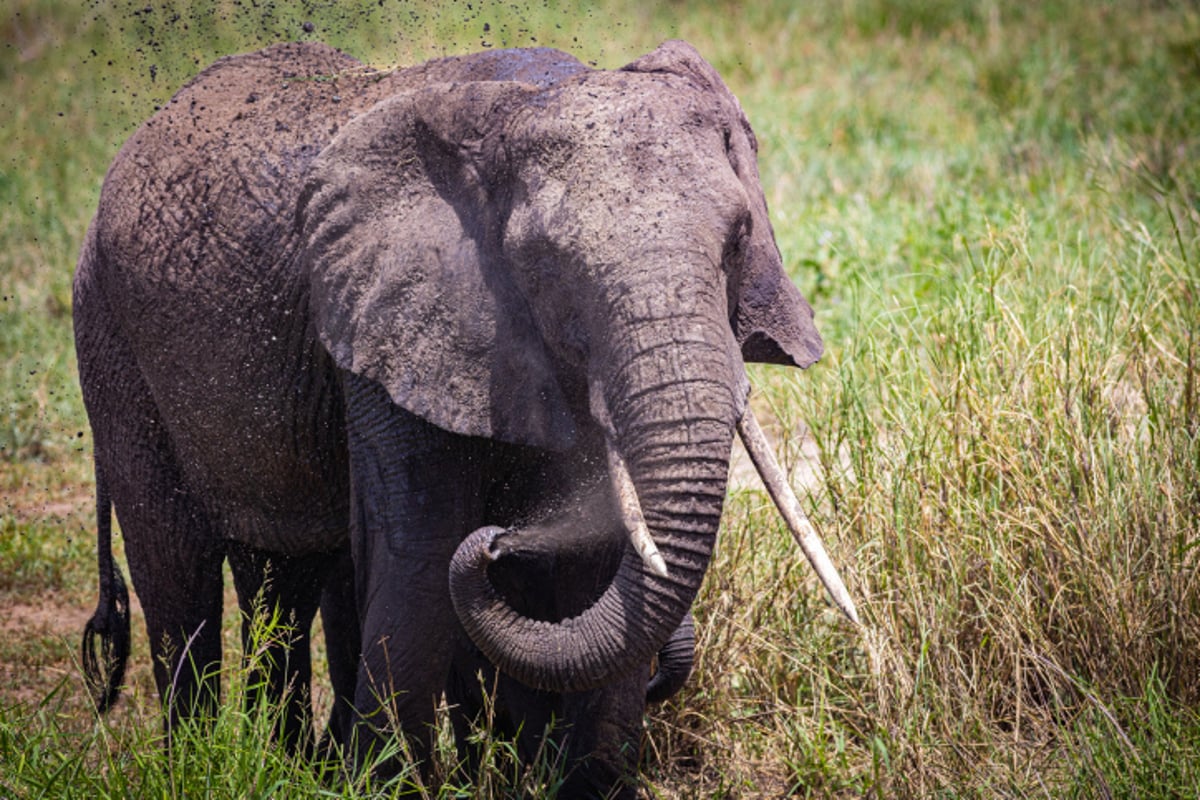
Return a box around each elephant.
[75,38,856,797]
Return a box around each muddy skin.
[76,39,821,797]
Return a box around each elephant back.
[85,41,398,551]
[95,42,387,293]
[80,42,589,552]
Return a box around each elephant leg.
[556,671,648,800]
[123,517,224,736]
[342,372,488,777]
[317,543,360,757]
[91,401,224,734]
[445,642,528,781]
[76,282,225,735]
[225,540,333,754]
[109,458,223,731]
[469,670,645,799]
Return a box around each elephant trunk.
[646,610,695,703]
[449,317,739,693]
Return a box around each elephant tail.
[81,464,130,713]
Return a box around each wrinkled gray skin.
[75,40,821,796]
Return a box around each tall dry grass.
[2,0,1197,796]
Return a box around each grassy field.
[2,0,1198,796]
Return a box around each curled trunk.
[450,326,738,693]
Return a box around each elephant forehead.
[515,73,729,152]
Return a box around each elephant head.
[299,40,853,695]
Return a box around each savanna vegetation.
[2,0,1198,796]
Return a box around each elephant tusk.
[606,437,669,578]
[736,408,860,624]
[590,378,669,579]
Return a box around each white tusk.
[605,439,669,578]
[737,408,860,624]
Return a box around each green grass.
[0,611,539,799]
[2,0,1198,796]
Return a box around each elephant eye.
[721,213,751,274]
[742,118,759,153]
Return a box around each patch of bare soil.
[0,586,158,734]
[3,594,92,638]
[1,593,95,706]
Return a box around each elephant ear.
[734,237,824,368]
[625,41,824,368]
[299,82,577,450]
